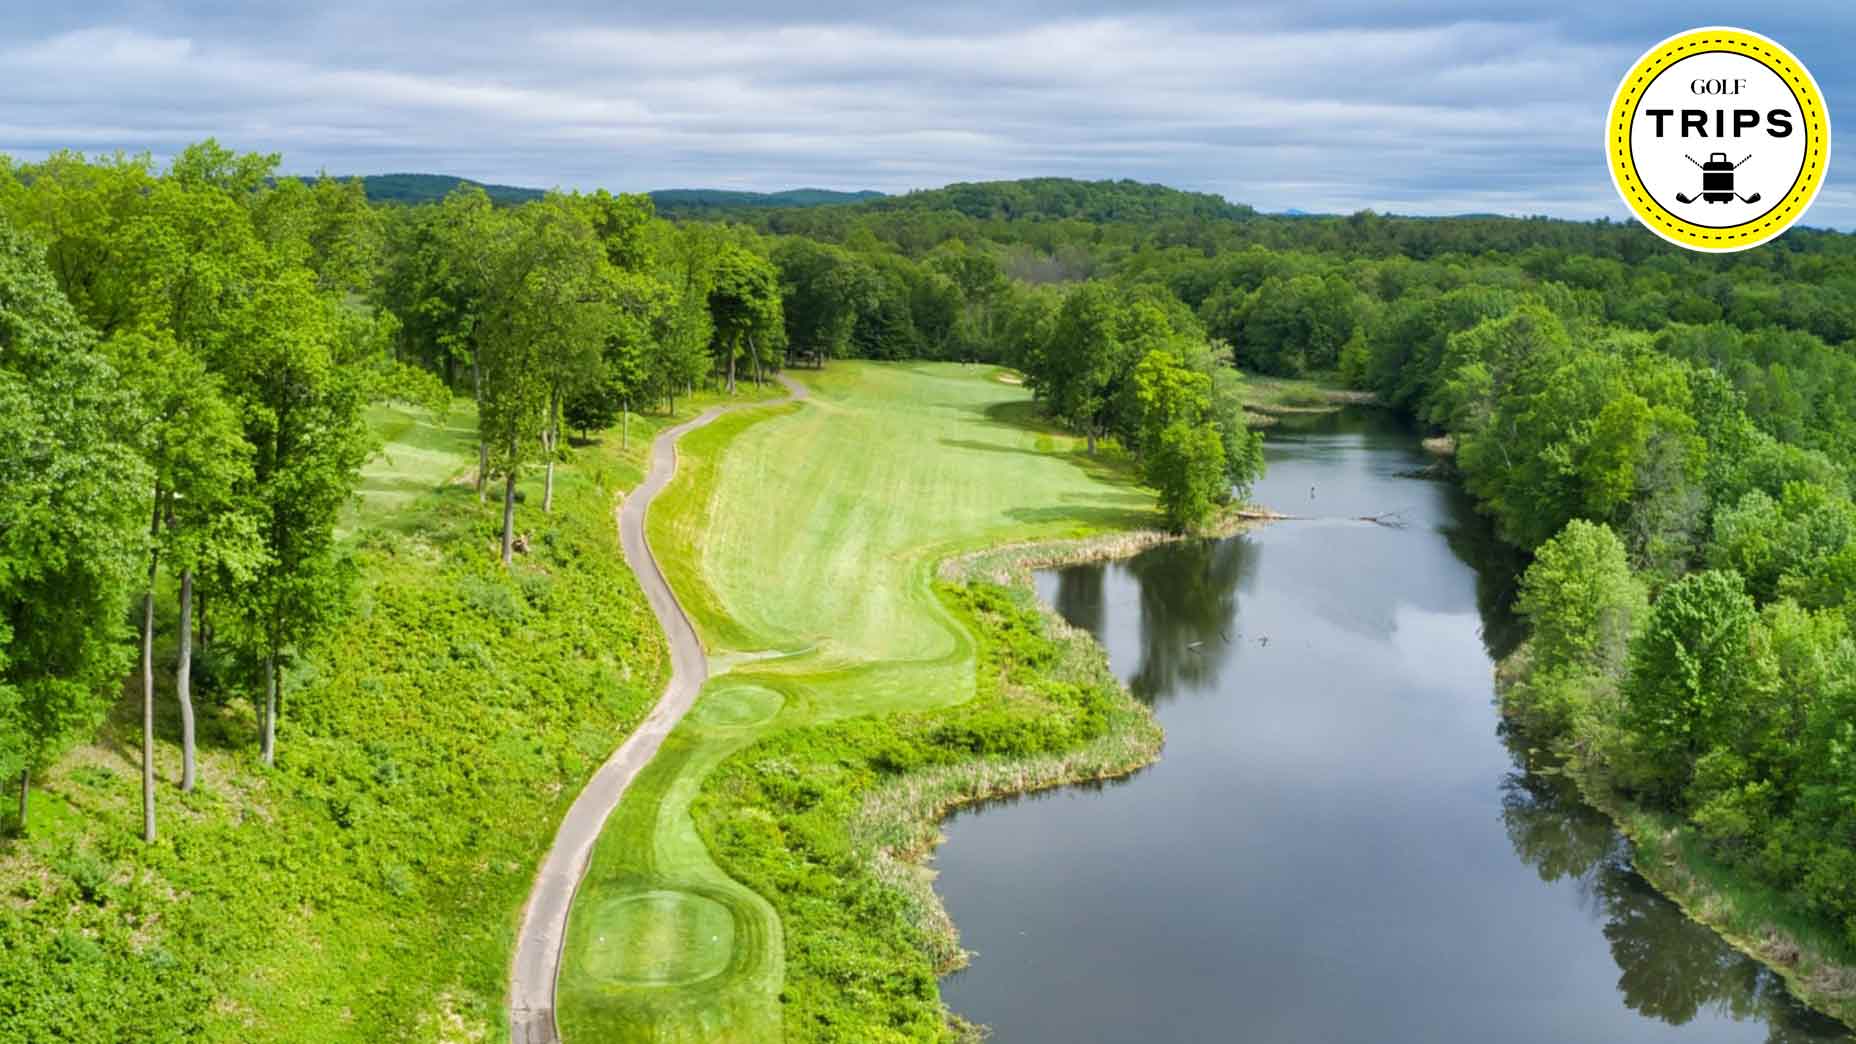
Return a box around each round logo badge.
[1607,27,1830,252]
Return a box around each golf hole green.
[580,890,735,987]
[687,684,783,729]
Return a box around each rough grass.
[0,389,767,1043]
[1242,373,1380,424]
[557,362,1170,1041]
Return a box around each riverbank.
[1243,373,1381,427]
[1497,649,1856,1032]
[555,361,1220,1041]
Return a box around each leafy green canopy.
[0,218,148,791]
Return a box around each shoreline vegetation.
[565,360,1251,1041]
[1241,374,1381,427]
[1497,649,1856,1030]
[905,520,1260,962]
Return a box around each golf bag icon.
[1678,153,1761,204]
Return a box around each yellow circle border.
[1607,26,1831,253]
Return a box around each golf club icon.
[1677,153,1761,204]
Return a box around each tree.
[1149,421,1227,531]
[477,197,608,558]
[119,173,271,818]
[9,148,270,832]
[254,174,384,296]
[1516,520,1646,678]
[1124,348,1259,530]
[650,221,720,414]
[1040,282,1133,453]
[1707,483,1856,608]
[110,331,256,806]
[526,200,611,513]
[0,218,148,834]
[589,189,657,271]
[708,244,784,393]
[774,238,872,366]
[224,270,376,765]
[928,239,1010,358]
[1621,571,1763,805]
[379,187,511,499]
[567,268,672,446]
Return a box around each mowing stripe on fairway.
[555,362,1157,1042]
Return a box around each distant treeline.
[287,173,887,214]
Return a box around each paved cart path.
[509,376,807,1044]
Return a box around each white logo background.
[1628,50,1806,230]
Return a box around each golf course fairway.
[555,361,1163,1041]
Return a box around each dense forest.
[4,149,1855,1036]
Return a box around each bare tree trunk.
[749,336,762,386]
[16,769,27,834]
[177,569,196,793]
[261,653,277,767]
[727,347,737,395]
[1086,429,1097,455]
[142,487,161,844]
[622,397,629,450]
[501,470,518,566]
[543,392,558,514]
[473,355,487,502]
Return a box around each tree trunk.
[749,336,763,386]
[1086,429,1097,455]
[501,470,518,566]
[473,355,487,502]
[261,653,277,767]
[177,569,197,793]
[142,488,161,845]
[622,397,630,450]
[727,347,737,395]
[543,392,558,514]
[16,769,27,835]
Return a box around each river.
[933,408,1852,1044]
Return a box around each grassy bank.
[0,390,767,1042]
[556,361,1181,1041]
[1241,373,1379,427]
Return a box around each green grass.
[1241,372,1379,411]
[344,401,480,528]
[0,387,774,1043]
[558,361,1165,1041]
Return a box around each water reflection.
[1124,538,1250,702]
[1501,753,1849,1041]
[1438,482,1530,660]
[936,408,1851,1044]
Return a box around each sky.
[3,2,1851,227]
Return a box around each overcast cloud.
[2,2,1850,227]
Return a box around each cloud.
[0,4,1848,228]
